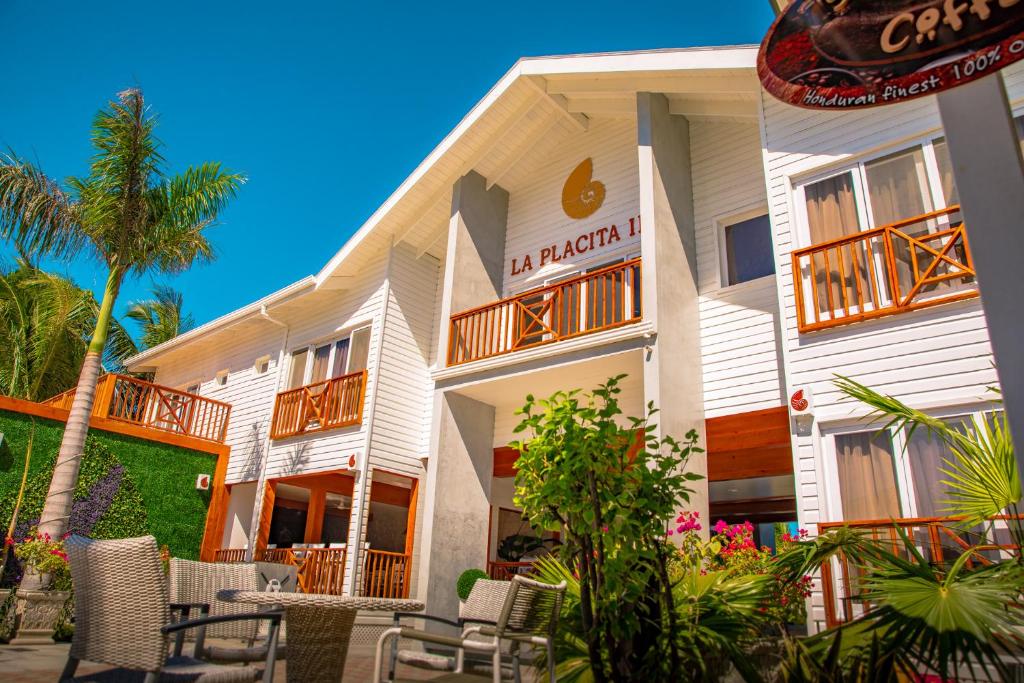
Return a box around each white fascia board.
[519,45,759,76]
[123,275,317,369]
[312,46,759,285]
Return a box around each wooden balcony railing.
[447,258,642,366]
[361,550,412,598]
[817,516,1019,628]
[269,370,368,440]
[43,374,231,443]
[223,547,349,594]
[487,560,537,581]
[792,206,978,333]
[213,548,247,563]
[296,547,349,595]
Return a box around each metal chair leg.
[59,656,78,682]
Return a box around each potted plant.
[11,530,72,644]
[455,568,488,617]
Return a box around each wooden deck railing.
[447,258,642,366]
[213,548,247,563]
[296,547,349,594]
[817,516,1019,627]
[43,374,231,443]
[361,550,412,598]
[219,547,349,594]
[269,370,368,440]
[487,561,537,581]
[792,206,977,333]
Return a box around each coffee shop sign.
[509,215,640,277]
[759,0,1024,110]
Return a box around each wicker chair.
[373,575,566,683]
[169,558,284,664]
[61,535,282,683]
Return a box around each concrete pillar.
[436,171,510,362]
[418,169,509,618]
[417,391,495,619]
[636,92,709,527]
[937,73,1024,467]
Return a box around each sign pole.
[937,73,1024,467]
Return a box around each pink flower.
[713,520,729,535]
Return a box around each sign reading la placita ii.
[758,0,1024,110]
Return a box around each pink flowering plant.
[671,515,813,625]
[13,529,71,590]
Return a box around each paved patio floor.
[0,640,525,682]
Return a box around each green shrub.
[456,568,488,600]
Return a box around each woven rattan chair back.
[495,575,566,639]
[459,579,510,623]
[169,558,259,640]
[65,535,171,673]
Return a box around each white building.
[126,45,1017,630]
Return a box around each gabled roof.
[126,45,759,370]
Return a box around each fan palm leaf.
[835,375,1021,542]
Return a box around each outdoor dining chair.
[60,535,282,683]
[169,558,286,664]
[373,575,566,683]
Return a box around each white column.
[937,72,1024,472]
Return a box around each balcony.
[269,370,367,440]
[817,516,1019,627]
[43,374,231,443]
[792,206,978,333]
[447,257,642,366]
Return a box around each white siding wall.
[502,118,641,294]
[761,63,1024,630]
[369,244,442,477]
[690,120,783,418]
[153,323,283,485]
[261,253,389,480]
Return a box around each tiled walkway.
[0,640,494,682]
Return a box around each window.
[288,327,371,389]
[723,213,775,286]
[829,409,997,522]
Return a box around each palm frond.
[123,283,193,350]
[0,152,84,259]
[939,411,1020,524]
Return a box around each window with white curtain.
[288,326,371,390]
[828,410,999,522]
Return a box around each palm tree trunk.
[24,268,120,590]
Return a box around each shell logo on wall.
[561,158,605,220]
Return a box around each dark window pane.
[725,214,775,285]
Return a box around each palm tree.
[0,89,243,583]
[0,261,136,401]
[124,283,194,350]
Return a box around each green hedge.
[0,409,216,559]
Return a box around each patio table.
[217,589,423,683]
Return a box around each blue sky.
[0,1,775,334]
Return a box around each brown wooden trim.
[706,407,793,481]
[404,478,419,557]
[708,445,794,481]
[709,496,797,518]
[369,481,412,507]
[255,481,277,554]
[304,488,326,543]
[493,447,520,478]
[199,444,231,561]
[269,471,355,497]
